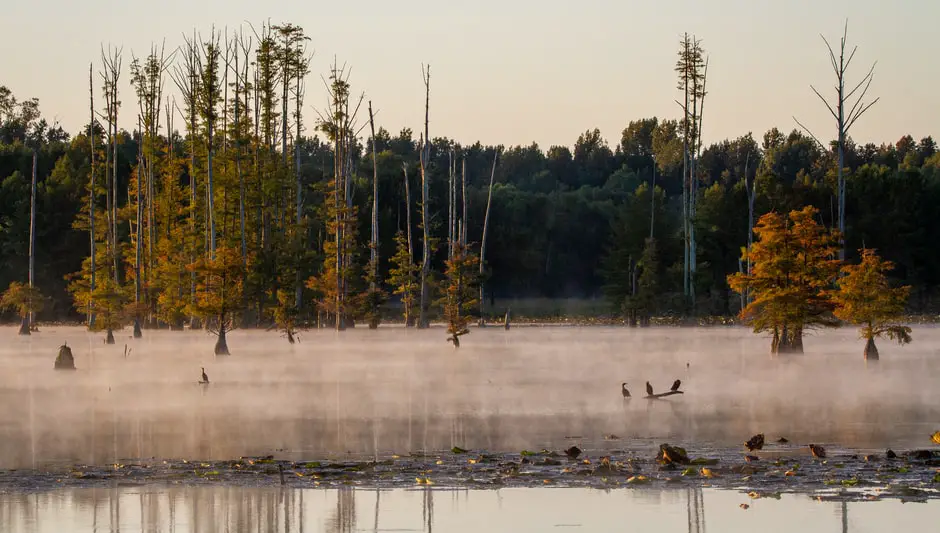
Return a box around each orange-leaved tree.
[188,245,245,355]
[831,248,911,360]
[728,206,841,353]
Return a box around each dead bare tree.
[794,21,879,261]
[478,150,498,326]
[88,63,97,327]
[417,64,432,329]
[99,45,123,285]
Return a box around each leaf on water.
[303,462,321,468]
[468,459,478,464]
[435,460,443,465]
[700,468,718,478]
[626,475,649,484]
[204,470,220,476]
[520,450,535,456]
[682,468,698,476]
[841,479,859,487]
[932,431,940,446]
[785,470,797,477]
[740,504,750,510]
[690,458,719,466]
[933,473,940,484]
[747,491,760,499]
[452,447,468,454]
[897,467,910,474]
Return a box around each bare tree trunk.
[369,102,379,289]
[448,150,454,260]
[88,64,97,328]
[795,22,879,261]
[461,158,467,245]
[403,163,415,328]
[28,151,37,330]
[478,150,498,326]
[649,161,656,240]
[418,65,431,329]
[133,115,143,338]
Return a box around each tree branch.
[792,116,828,151]
[810,85,839,121]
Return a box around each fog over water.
[1,324,938,470]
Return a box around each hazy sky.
[4,0,937,150]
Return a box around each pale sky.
[4,0,937,150]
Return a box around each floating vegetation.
[2,441,940,501]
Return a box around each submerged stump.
[105,329,115,345]
[18,316,30,336]
[133,318,142,338]
[54,344,76,370]
[864,337,879,360]
[215,329,230,356]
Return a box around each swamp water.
[1,325,939,529]
[0,486,938,533]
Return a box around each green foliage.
[188,245,245,335]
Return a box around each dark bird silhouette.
[670,379,681,392]
[744,434,765,452]
[621,383,631,398]
[200,367,209,384]
[808,444,826,459]
[776,437,789,444]
[646,381,654,396]
[564,446,582,460]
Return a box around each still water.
[0,486,937,533]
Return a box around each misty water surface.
[0,485,938,533]
[1,325,938,470]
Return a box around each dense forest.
[1,23,938,337]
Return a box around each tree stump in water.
[133,318,142,338]
[105,329,115,345]
[18,316,30,336]
[215,331,230,356]
[504,309,511,330]
[54,344,76,370]
[864,337,879,360]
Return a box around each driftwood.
[645,391,684,399]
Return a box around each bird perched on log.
[744,434,765,452]
[670,379,681,392]
[646,381,654,396]
[621,383,631,398]
[200,367,209,384]
[808,444,826,459]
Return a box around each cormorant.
[670,379,681,392]
[808,444,826,459]
[646,381,653,396]
[564,446,582,460]
[744,433,765,451]
[200,367,209,384]
[621,383,631,398]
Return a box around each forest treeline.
[1,23,938,339]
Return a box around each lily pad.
[451,447,468,454]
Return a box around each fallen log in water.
[645,391,684,399]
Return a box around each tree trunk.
[88,63,97,327]
[215,318,230,355]
[106,328,115,345]
[403,163,415,328]
[418,66,431,330]
[19,316,30,336]
[864,336,879,360]
[478,150,498,326]
[28,151,37,329]
[134,116,143,339]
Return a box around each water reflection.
[0,485,936,533]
